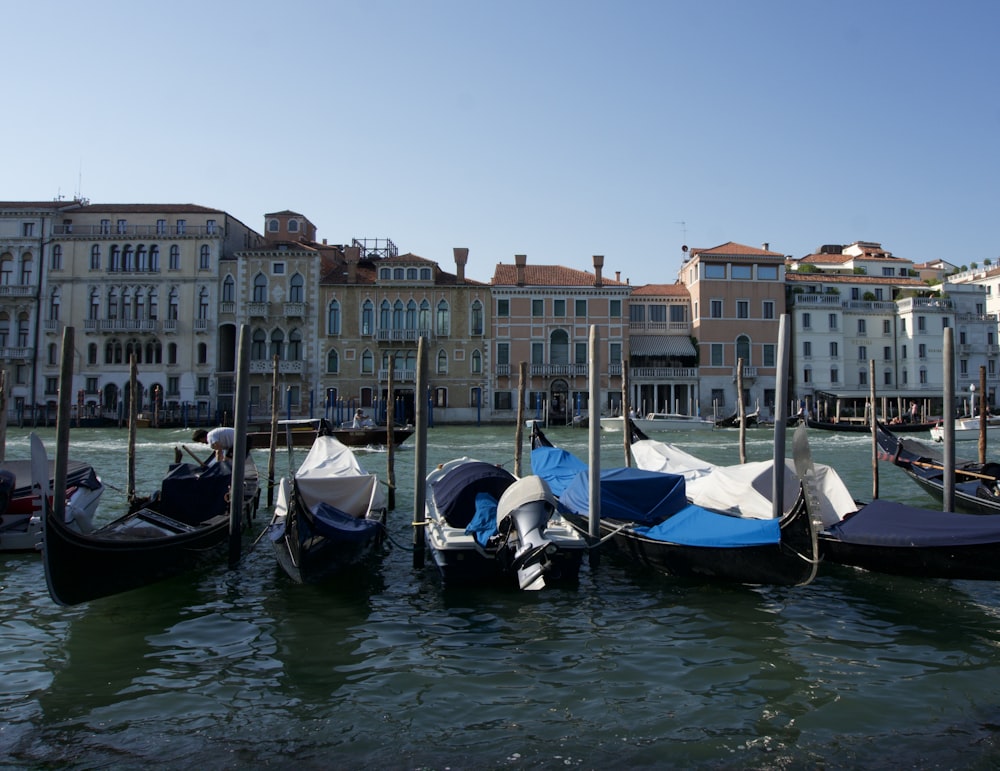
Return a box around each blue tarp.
[635,503,781,547]
[312,502,381,543]
[431,462,516,529]
[560,467,688,526]
[465,492,499,546]
[531,446,588,497]
[827,499,1000,547]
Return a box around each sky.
[3,0,998,284]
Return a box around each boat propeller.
[497,476,558,591]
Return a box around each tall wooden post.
[54,327,75,523]
[386,366,396,510]
[978,365,987,464]
[229,324,250,568]
[772,315,790,518]
[127,354,138,503]
[621,357,631,466]
[942,329,955,512]
[266,355,279,508]
[514,362,527,477]
[412,337,428,568]
[869,359,878,500]
[588,325,601,542]
[737,357,746,463]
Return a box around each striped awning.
[629,335,697,358]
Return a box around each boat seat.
[136,508,199,533]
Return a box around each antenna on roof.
[675,221,687,245]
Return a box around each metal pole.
[514,362,527,477]
[979,365,987,464]
[229,324,250,568]
[588,325,601,541]
[621,356,631,466]
[127,354,138,503]
[772,315,790,518]
[870,359,878,500]
[943,328,955,512]
[386,366,396,510]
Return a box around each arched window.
[105,340,115,364]
[437,349,448,374]
[169,244,180,270]
[136,244,147,271]
[289,273,304,302]
[125,338,140,363]
[550,329,569,365]
[326,348,339,374]
[168,288,179,320]
[471,300,484,335]
[0,314,8,347]
[89,289,100,320]
[379,267,391,280]
[48,288,60,321]
[107,288,119,319]
[393,300,404,329]
[327,300,341,334]
[90,245,101,270]
[436,300,450,336]
[419,299,431,331]
[0,255,11,284]
[251,329,267,359]
[149,245,159,271]
[406,300,417,330]
[406,268,418,280]
[288,328,302,360]
[135,289,145,321]
[393,268,404,280]
[199,244,210,270]
[121,288,133,320]
[122,245,134,272]
[736,334,751,365]
[420,268,432,280]
[20,256,32,285]
[109,245,121,272]
[380,300,391,329]
[148,289,158,320]
[361,348,374,374]
[222,275,235,303]
[471,350,482,374]
[288,219,299,232]
[270,328,284,360]
[268,219,279,232]
[361,300,374,336]
[50,245,62,271]
[253,273,268,302]
[198,288,209,319]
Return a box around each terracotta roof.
[381,252,440,265]
[797,253,853,265]
[491,263,628,287]
[692,241,784,258]
[264,210,306,217]
[631,283,690,298]
[59,203,226,214]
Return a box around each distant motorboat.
[928,415,1000,442]
[600,412,715,433]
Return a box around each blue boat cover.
[635,503,781,547]
[159,461,232,524]
[560,467,688,526]
[465,492,499,546]
[531,446,588,496]
[431,462,516,529]
[311,502,381,543]
[827,499,1000,546]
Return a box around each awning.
[629,335,697,358]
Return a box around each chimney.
[615,270,620,282]
[593,254,604,287]
[762,242,769,251]
[515,254,527,287]
[453,247,468,284]
[346,245,361,283]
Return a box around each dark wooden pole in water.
[229,324,250,568]
[53,326,75,523]
[736,357,746,463]
[386,365,396,510]
[266,355,279,508]
[0,370,8,462]
[869,359,878,500]
[514,362,527,477]
[127,354,138,503]
[772,315,790,518]
[412,336,428,568]
[942,328,955,512]
[978,365,987,465]
[621,357,631,467]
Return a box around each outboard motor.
[496,476,557,591]
[0,469,15,516]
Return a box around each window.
[393,268,404,280]
[175,219,185,235]
[762,301,775,320]
[803,367,812,383]
[361,349,374,374]
[199,245,210,270]
[99,219,111,235]
[167,376,179,395]
[168,342,177,364]
[198,288,209,319]
[268,219,279,232]
[251,330,266,360]
[735,335,750,364]
[287,329,302,360]
[630,305,645,323]
[196,376,209,396]
[857,319,866,335]
[609,299,621,318]
[87,344,98,365]
[362,300,374,336]
[851,287,860,300]
[116,219,127,235]
[50,245,62,270]
[882,267,894,277]
[884,346,892,361]
[471,300,484,335]
[495,392,513,410]
[918,343,927,359]
[87,375,99,392]
[531,342,544,365]
[497,342,510,367]
[884,370,892,385]
[670,305,686,323]
[762,344,775,367]
[902,344,907,359]
[532,299,543,317]
[157,219,167,235]
[960,359,969,376]
[576,299,587,317]
[272,262,285,275]
[222,275,235,303]
[206,219,217,235]
[575,342,587,364]
[471,350,482,374]
[859,369,868,386]
[710,300,723,318]
[168,288,179,320]
[289,273,304,302]
[327,300,341,334]
[942,317,949,329]
[122,245,134,271]
[550,330,569,365]
[710,343,724,367]
[497,299,509,317]
[705,264,726,279]
[288,219,299,233]
[830,341,838,357]
[47,343,57,365]
[802,312,811,329]
[48,288,60,320]
[858,345,867,361]
[828,313,838,330]
[732,265,751,279]
[736,300,749,319]
[420,268,432,280]
[917,316,926,332]
[253,273,268,302]
[553,299,565,317]
[803,341,812,358]
[883,319,891,334]
[270,329,284,360]
[436,300,450,336]
[919,367,928,384]
[757,265,778,280]
[169,245,180,270]
[609,342,621,365]
[197,342,207,364]
[437,350,448,374]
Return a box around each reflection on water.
[1,425,1000,767]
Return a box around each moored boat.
[807,418,938,434]
[247,418,413,450]
[268,434,388,583]
[928,415,1000,442]
[600,412,715,433]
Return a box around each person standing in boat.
[192,427,235,462]
[352,409,373,428]
[909,401,919,424]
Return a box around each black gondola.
[806,418,937,433]
[875,422,1000,515]
[247,418,413,449]
[39,435,259,606]
[529,424,820,586]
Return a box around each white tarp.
[276,435,385,519]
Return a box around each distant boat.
[928,415,1000,442]
[600,412,715,433]
[247,418,413,449]
[807,418,938,434]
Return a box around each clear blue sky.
[4,0,998,284]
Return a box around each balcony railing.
[194,318,210,333]
[284,302,306,317]
[83,318,161,333]
[52,224,217,237]
[377,368,416,382]
[528,364,588,377]
[375,328,434,344]
[247,302,270,317]
[0,284,35,297]
[249,359,304,374]
[630,367,698,379]
[0,347,32,359]
[43,319,62,334]
[219,301,236,315]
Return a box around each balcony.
[249,359,304,374]
[630,366,698,380]
[219,301,236,315]
[284,302,306,318]
[162,318,178,333]
[790,293,843,307]
[0,284,34,298]
[83,318,161,334]
[377,368,416,382]
[43,319,63,335]
[52,224,217,237]
[0,347,32,359]
[528,364,588,377]
[247,302,270,318]
[194,318,210,333]
[375,328,434,344]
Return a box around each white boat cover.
[630,439,857,526]
[287,435,385,518]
